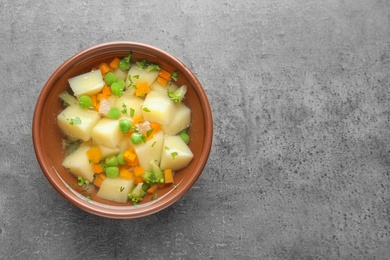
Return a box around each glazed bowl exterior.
[32,42,213,219]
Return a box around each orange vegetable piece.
[157,76,169,87]
[94,102,100,112]
[90,95,97,107]
[97,93,108,101]
[134,175,144,185]
[93,177,103,187]
[86,146,102,164]
[158,69,171,80]
[119,168,134,180]
[147,184,159,194]
[133,166,144,177]
[123,150,137,163]
[150,122,160,133]
[164,169,174,183]
[93,173,106,187]
[98,62,112,75]
[135,82,150,97]
[109,57,120,70]
[92,163,104,174]
[102,85,112,96]
[132,116,144,125]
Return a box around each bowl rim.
[32,41,213,219]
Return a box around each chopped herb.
[146,128,154,137]
[130,107,135,117]
[165,146,170,150]
[133,74,140,79]
[69,116,82,125]
[127,75,136,89]
[62,139,81,155]
[172,71,179,81]
[141,135,147,143]
[151,193,158,200]
[136,59,161,71]
[121,103,127,115]
[171,152,178,159]
[119,52,132,71]
[120,186,125,192]
[143,107,150,112]
[86,195,92,200]
[151,141,156,147]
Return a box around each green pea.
[111,82,123,97]
[78,95,92,109]
[131,132,143,144]
[119,119,132,133]
[179,132,190,144]
[105,155,118,167]
[108,107,120,119]
[106,166,119,178]
[104,72,117,86]
[117,79,125,89]
[117,153,126,165]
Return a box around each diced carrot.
[94,102,100,112]
[147,184,159,194]
[132,116,144,125]
[119,168,134,180]
[127,158,138,167]
[97,93,108,101]
[158,183,166,189]
[164,169,174,183]
[109,57,120,70]
[98,173,107,180]
[159,69,172,80]
[92,163,104,174]
[150,122,160,133]
[133,166,144,177]
[90,95,97,107]
[135,82,150,97]
[93,176,103,187]
[123,150,137,163]
[93,173,106,187]
[102,85,112,96]
[86,146,102,164]
[98,62,112,75]
[134,175,144,185]
[157,76,169,87]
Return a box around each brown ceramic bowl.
[32,42,213,219]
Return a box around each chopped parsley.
[121,103,127,115]
[69,116,82,125]
[171,152,178,159]
[130,107,135,117]
[143,107,150,112]
[172,71,179,81]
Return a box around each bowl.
[32,42,213,219]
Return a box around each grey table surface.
[1,0,390,259]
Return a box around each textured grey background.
[1,0,390,259]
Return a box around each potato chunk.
[57,105,100,141]
[126,65,159,87]
[150,80,178,94]
[161,103,191,135]
[62,143,95,182]
[133,131,164,172]
[160,135,194,171]
[91,118,123,148]
[142,90,175,125]
[68,70,105,97]
[97,178,134,203]
[114,95,144,119]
